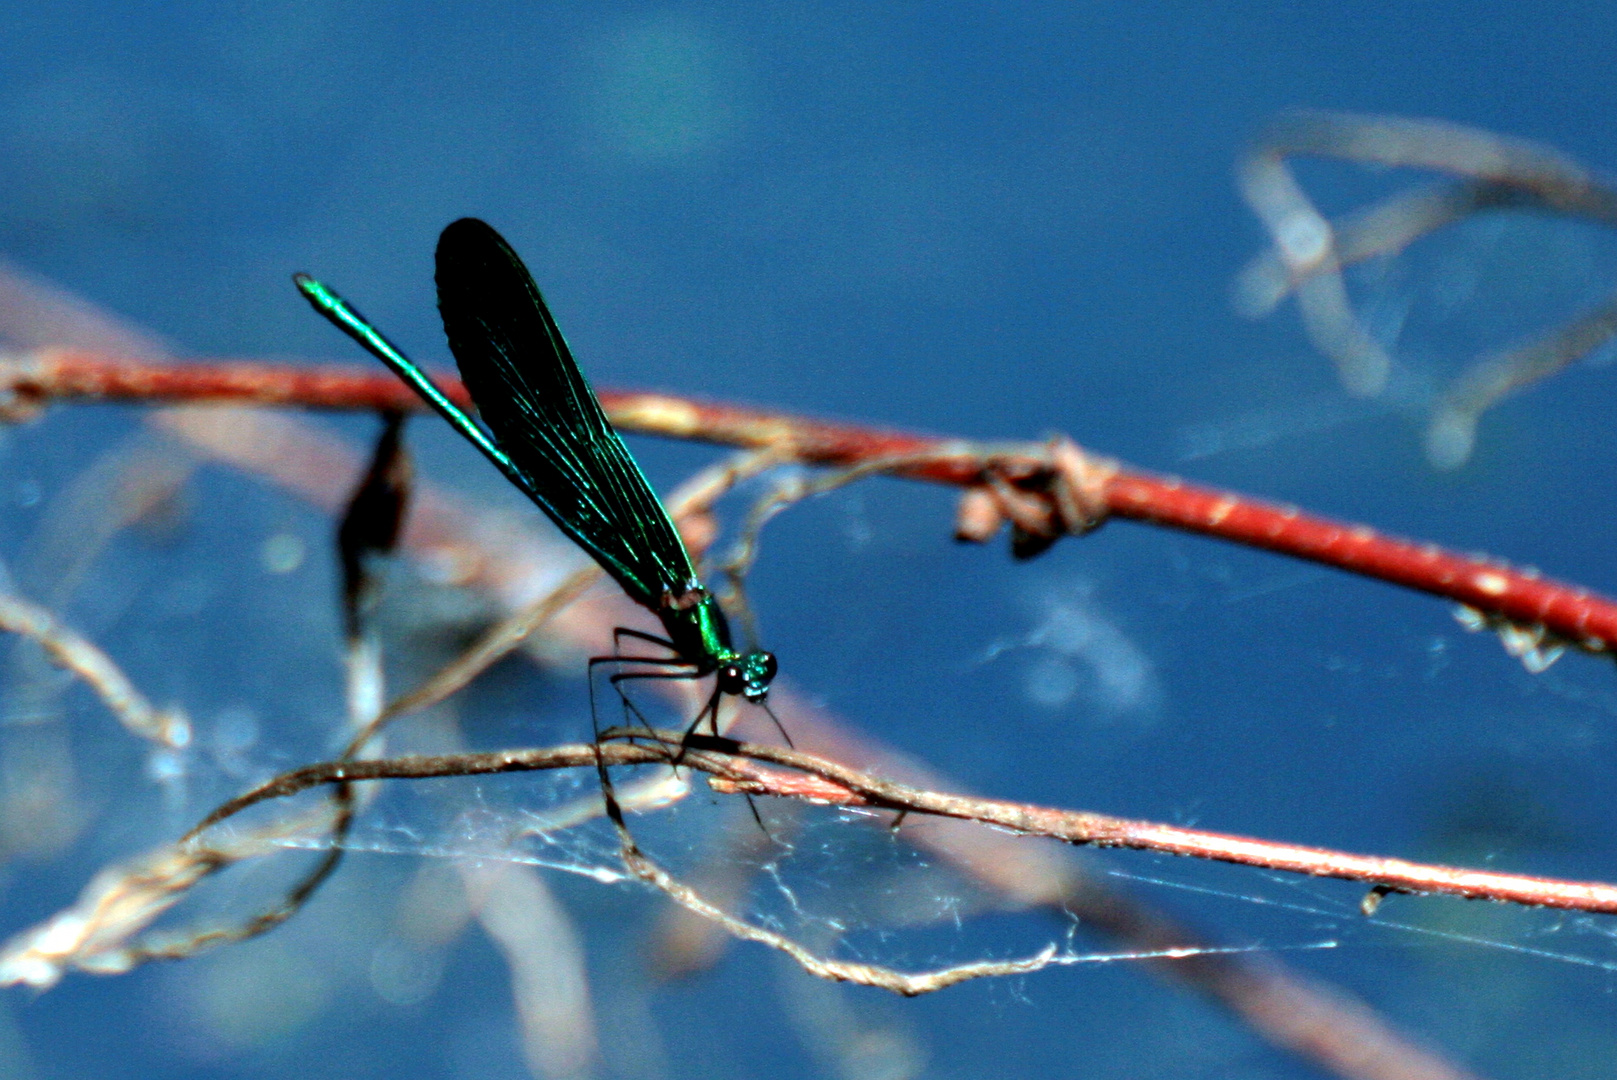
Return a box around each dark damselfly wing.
[435,217,697,610]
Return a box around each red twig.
[707,754,1617,914]
[3,350,449,414]
[7,349,1614,657]
[196,733,1617,917]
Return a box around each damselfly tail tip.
[292,272,331,309]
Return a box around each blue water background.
[1,4,1616,1078]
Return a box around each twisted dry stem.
[11,724,1580,1012]
[1239,110,1617,466]
[0,590,189,748]
[0,800,344,989]
[5,721,1565,996]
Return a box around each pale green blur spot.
[189,944,332,1050]
[260,532,306,575]
[583,14,745,162]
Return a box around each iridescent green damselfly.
[295,218,780,748]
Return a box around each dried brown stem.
[599,770,1072,997]
[1239,110,1617,467]
[0,799,343,988]
[1426,288,1617,469]
[347,565,599,756]
[0,590,188,748]
[1256,112,1617,220]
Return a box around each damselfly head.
[719,649,778,702]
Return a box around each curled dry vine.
[1238,110,1617,468]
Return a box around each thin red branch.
[203,732,1617,917]
[708,754,1617,913]
[5,350,453,414]
[8,349,1615,656]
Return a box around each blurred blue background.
[3,3,1617,1078]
